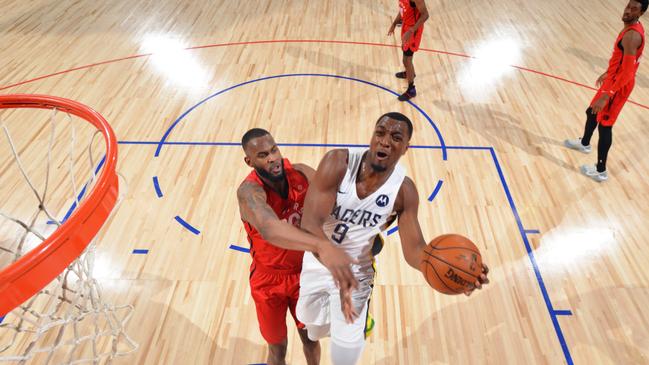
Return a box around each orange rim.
[0,94,118,317]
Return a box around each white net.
[0,103,137,364]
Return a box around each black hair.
[641,0,649,12]
[376,112,413,139]
[241,128,270,149]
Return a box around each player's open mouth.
[271,165,282,174]
[376,151,389,160]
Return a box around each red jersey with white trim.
[602,22,645,90]
[399,0,421,27]
[241,159,308,271]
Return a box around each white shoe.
[564,138,592,153]
[580,164,608,182]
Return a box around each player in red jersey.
[388,0,429,101]
[237,128,358,365]
[565,0,647,182]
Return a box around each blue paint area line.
[132,249,149,254]
[153,73,447,160]
[442,145,492,150]
[174,216,201,235]
[489,147,573,365]
[121,140,491,151]
[410,145,491,150]
[553,310,573,316]
[0,316,4,324]
[387,226,399,236]
[427,180,444,202]
[152,176,163,198]
[525,229,541,234]
[229,244,250,253]
[278,142,368,148]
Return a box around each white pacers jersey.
[303,148,406,280]
[297,149,406,333]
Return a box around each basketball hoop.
[0,94,136,363]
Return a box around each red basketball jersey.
[602,21,645,89]
[399,0,421,27]
[241,159,308,272]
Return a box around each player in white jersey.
[297,112,490,365]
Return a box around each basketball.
[419,234,483,295]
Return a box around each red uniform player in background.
[388,0,429,101]
[565,0,647,182]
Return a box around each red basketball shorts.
[590,82,634,126]
[402,24,424,53]
[249,268,304,344]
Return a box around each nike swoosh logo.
[338,190,347,194]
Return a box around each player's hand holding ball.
[419,234,489,295]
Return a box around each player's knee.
[302,337,319,353]
[268,341,288,359]
[598,124,612,133]
[297,327,320,352]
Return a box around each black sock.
[408,82,415,89]
[596,124,613,172]
[581,107,598,146]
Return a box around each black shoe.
[395,71,415,79]
[398,87,416,101]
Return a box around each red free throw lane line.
[1,39,647,110]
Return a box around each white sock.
[331,340,365,365]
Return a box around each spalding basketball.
[419,234,482,295]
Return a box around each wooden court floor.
[1,0,649,364]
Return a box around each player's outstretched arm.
[395,177,427,270]
[302,149,359,289]
[396,177,489,295]
[238,181,325,252]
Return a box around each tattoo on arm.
[238,182,278,226]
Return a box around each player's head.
[367,112,413,172]
[241,128,285,182]
[624,0,648,22]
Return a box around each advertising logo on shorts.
[376,194,389,207]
